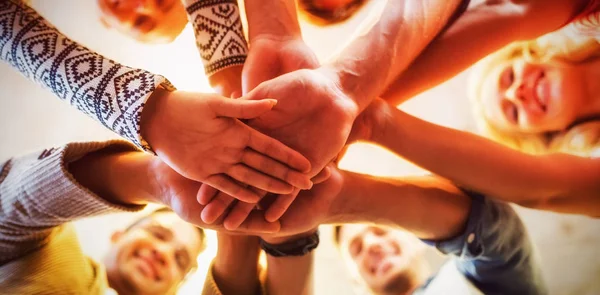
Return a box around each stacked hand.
[198,36,342,229]
[140,88,314,204]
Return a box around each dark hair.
[125,207,206,245]
[298,0,368,26]
[333,224,343,247]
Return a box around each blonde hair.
[469,33,600,157]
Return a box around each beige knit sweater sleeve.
[0,140,145,265]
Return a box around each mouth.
[134,251,161,281]
[533,71,548,113]
[377,260,393,276]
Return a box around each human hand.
[140,89,313,203]
[199,68,359,224]
[347,97,392,144]
[198,166,332,230]
[242,35,319,93]
[196,36,320,223]
[147,154,282,234]
[260,165,343,239]
[208,65,243,98]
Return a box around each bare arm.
[382,0,589,104]
[323,0,462,111]
[244,0,301,41]
[0,141,151,264]
[207,234,262,295]
[363,99,600,216]
[262,231,316,295]
[331,172,471,241]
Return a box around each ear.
[111,231,124,243]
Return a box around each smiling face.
[97,0,188,43]
[104,212,204,295]
[479,55,594,134]
[337,225,429,295]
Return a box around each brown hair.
[297,0,368,26]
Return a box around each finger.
[238,210,281,233]
[311,166,331,185]
[334,145,351,164]
[211,97,277,119]
[200,191,237,224]
[247,129,311,173]
[265,189,300,222]
[242,149,312,189]
[227,164,294,194]
[197,183,219,205]
[223,201,257,231]
[204,174,262,203]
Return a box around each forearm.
[262,231,317,295]
[264,252,314,295]
[329,171,471,241]
[324,0,460,111]
[372,106,600,205]
[0,141,145,263]
[182,0,247,77]
[244,0,301,41]
[69,146,159,206]
[0,0,174,151]
[211,234,261,295]
[382,0,588,104]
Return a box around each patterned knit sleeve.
[0,140,145,264]
[181,0,248,77]
[0,0,176,152]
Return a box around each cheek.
[547,71,584,122]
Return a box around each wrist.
[140,88,171,152]
[246,2,301,41]
[70,149,156,206]
[317,64,372,115]
[261,229,317,245]
[214,233,260,272]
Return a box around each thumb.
[211,97,277,119]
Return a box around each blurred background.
[0,0,599,294]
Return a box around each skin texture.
[382,0,590,105]
[351,98,600,217]
[197,0,322,229]
[140,89,312,203]
[103,212,204,295]
[479,56,600,133]
[338,225,430,295]
[97,0,188,43]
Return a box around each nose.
[363,235,384,258]
[151,246,170,268]
[505,81,526,105]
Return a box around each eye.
[503,101,519,124]
[501,66,515,89]
[133,15,156,32]
[175,249,190,271]
[370,227,386,236]
[152,230,167,241]
[348,238,363,257]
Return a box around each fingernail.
[266,98,277,106]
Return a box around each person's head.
[333,224,430,295]
[469,36,600,156]
[104,208,206,295]
[297,0,369,26]
[98,0,188,43]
